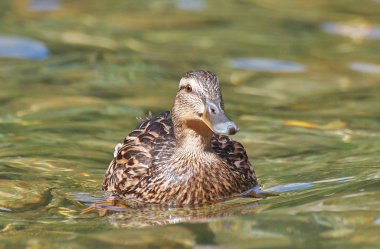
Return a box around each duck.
[102,70,258,206]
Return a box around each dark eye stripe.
[180,85,193,92]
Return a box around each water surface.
[1,0,380,248]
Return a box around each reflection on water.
[106,200,261,228]
[265,176,353,193]
[321,22,380,40]
[374,218,380,225]
[230,58,306,73]
[266,182,313,192]
[1,0,380,248]
[75,176,355,227]
[176,0,205,11]
[349,62,380,74]
[0,36,49,60]
[28,0,61,12]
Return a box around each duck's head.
[172,70,239,136]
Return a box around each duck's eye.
[185,85,192,93]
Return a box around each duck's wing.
[102,111,173,195]
[211,134,258,186]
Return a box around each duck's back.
[102,111,257,205]
[103,111,175,195]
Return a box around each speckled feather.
[103,111,257,206]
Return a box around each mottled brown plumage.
[103,70,258,206]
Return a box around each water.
[0,35,49,60]
[1,0,380,248]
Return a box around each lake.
[0,0,379,248]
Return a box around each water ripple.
[230,58,306,73]
[29,0,61,12]
[374,217,380,225]
[176,0,205,11]
[349,62,380,74]
[266,183,314,193]
[0,35,49,60]
[321,22,380,40]
[265,177,353,193]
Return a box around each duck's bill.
[202,100,239,135]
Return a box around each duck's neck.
[172,116,213,152]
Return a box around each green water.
[1,0,380,248]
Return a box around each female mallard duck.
[103,70,258,206]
